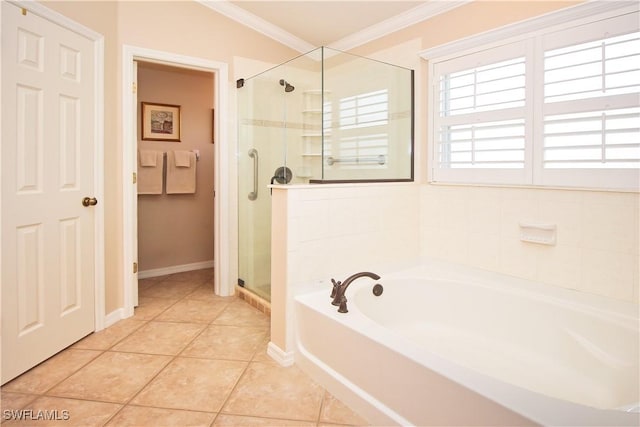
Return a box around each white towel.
[137,150,163,194]
[166,150,196,194]
[139,149,157,167]
[174,150,192,167]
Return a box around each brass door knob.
[82,197,98,207]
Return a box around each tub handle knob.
[373,284,383,296]
[338,295,349,313]
[330,279,341,299]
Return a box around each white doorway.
[1,1,105,384]
[121,46,233,319]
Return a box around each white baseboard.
[267,342,294,367]
[138,260,215,279]
[103,307,127,329]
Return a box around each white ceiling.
[199,0,470,52]
[230,1,424,47]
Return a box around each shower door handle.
[248,148,258,201]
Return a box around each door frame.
[121,45,233,317]
[0,1,106,330]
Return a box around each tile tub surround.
[1,269,367,427]
[420,185,640,304]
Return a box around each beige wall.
[43,0,299,314]
[137,63,214,271]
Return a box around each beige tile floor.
[1,269,369,427]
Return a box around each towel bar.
[326,155,386,166]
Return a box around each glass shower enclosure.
[237,47,414,302]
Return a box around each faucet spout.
[331,271,380,306]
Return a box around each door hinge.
[133,172,137,184]
[132,82,137,94]
[21,8,27,15]
[133,262,138,274]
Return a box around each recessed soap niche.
[519,222,557,245]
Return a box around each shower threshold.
[236,285,271,315]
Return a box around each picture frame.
[141,102,181,142]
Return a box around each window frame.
[422,2,640,191]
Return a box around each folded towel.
[174,150,192,167]
[139,149,157,167]
[166,151,196,194]
[137,151,164,194]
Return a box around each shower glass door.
[238,70,281,302]
[237,50,322,302]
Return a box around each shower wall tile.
[468,232,500,272]
[420,184,640,304]
[580,248,637,301]
[278,183,421,288]
[498,238,539,282]
[536,244,582,290]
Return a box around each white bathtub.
[294,262,639,426]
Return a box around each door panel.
[1,2,97,384]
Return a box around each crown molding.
[329,0,472,51]
[196,0,315,53]
[419,0,638,60]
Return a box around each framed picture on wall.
[142,102,181,142]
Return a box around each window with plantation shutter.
[426,4,639,190]
[328,89,389,170]
[432,41,531,184]
[539,14,640,187]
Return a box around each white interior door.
[1,2,98,384]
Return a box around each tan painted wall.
[137,63,214,271]
[42,0,300,314]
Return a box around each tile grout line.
[3,270,360,427]
[316,391,328,427]
[205,287,279,426]
[99,274,223,426]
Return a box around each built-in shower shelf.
[301,153,322,157]
[302,109,322,114]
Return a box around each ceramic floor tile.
[111,321,205,355]
[154,298,229,324]
[131,357,247,413]
[165,268,213,283]
[138,280,201,299]
[222,361,324,422]
[105,405,214,427]
[185,285,231,302]
[1,396,121,427]
[212,414,316,426]
[251,336,278,364]
[319,391,369,426]
[47,351,171,403]
[132,296,178,320]
[1,349,102,395]
[72,318,147,350]
[181,325,267,361]
[138,276,164,287]
[213,301,270,328]
[0,391,38,411]
[2,269,368,426]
